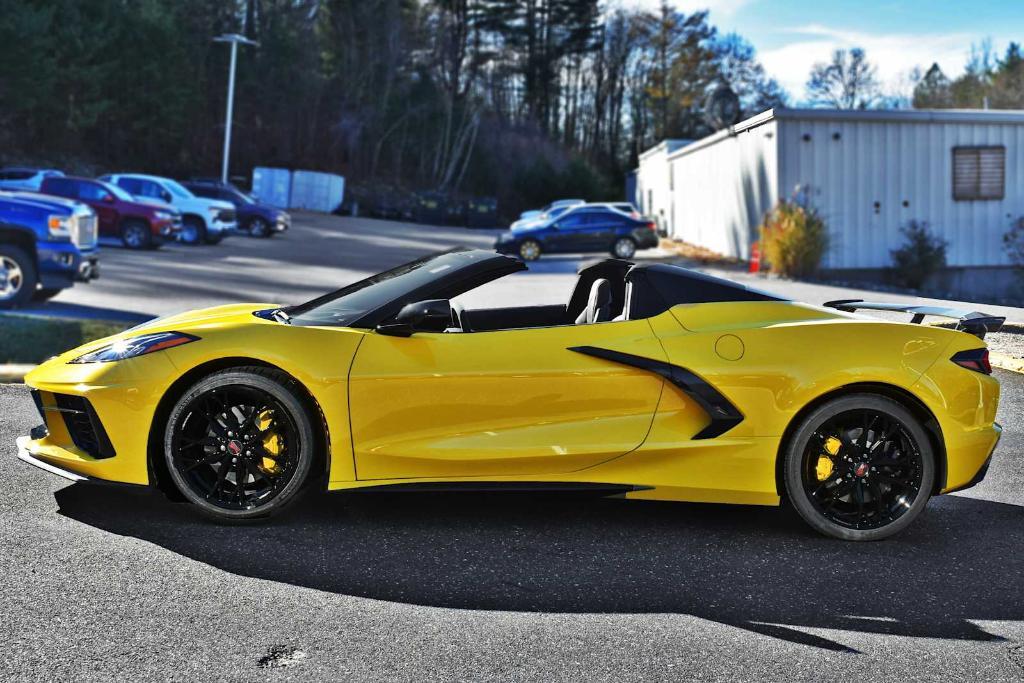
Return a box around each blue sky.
[627,0,1023,103]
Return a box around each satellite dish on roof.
[704,85,741,131]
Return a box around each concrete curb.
[991,352,1024,375]
[0,365,35,384]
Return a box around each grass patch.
[0,314,131,364]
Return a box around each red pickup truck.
[41,176,181,249]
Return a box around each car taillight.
[951,348,991,375]
[645,221,656,230]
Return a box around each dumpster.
[290,170,345,213]
[251,167,292,209]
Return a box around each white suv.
[99,173,236,245]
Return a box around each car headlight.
[69,332,198,364]
[48,215,71,239]
[154,210,173,220]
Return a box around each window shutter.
[953,146,1005,200]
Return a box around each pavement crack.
[257,645,307,669]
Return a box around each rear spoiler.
[824,299,1005,339]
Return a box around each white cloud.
[617,0,753,19]
[759,25,982,103]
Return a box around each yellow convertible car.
[16,249,1003,540]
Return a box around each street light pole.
[213,33,258,184]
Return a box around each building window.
[952,146,1005,201]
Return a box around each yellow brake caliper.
[257,409,282,476]
[816,436,841,481]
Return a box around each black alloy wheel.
[164,367,316,520]
[784,394,934,541]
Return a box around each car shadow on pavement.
[55,485,1024,653]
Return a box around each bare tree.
[806,47,879,109]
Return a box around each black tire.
[163,367,317,521]
[249,217,272,238]
[32,287,62,302]
[204,230,224,245]
[518,239,541,261]
[611,237,636,259]
[0,244,37,310]
[783,394,935,541]
[121,219,153,250]
[180,216,206,246]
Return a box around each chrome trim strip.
[15,436,88,482]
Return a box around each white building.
[634,108,1024,300]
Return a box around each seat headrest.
[575,278,612,324]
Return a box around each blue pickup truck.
[0,191,99,308]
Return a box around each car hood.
[124,303,279,335]
[132,196,177,212]
[1,190,91,216]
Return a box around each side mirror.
[102,193,115,203]
[377,299,452,337]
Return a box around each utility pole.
[213,33,258,184]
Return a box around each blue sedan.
[495,206,659,261]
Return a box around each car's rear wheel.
[783,394,934,541]
[0,245,36,309]
[519,239,541,261]
[180,216,206,245]
[612,237,636,259]
[121,220,153,249]
[163,367,316,521]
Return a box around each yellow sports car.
[16,249,1003,540]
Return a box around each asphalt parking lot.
[4,214,1024,680]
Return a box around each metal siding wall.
[783,116,1022,269]
[667,121,778,259]
[636,147,672,231]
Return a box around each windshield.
[163,179,194,199]
[228,188,256,204]
[545,205,573,220]
[289,251,465,327]
[103,181,135,202]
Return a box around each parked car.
[495,205,659,261]
[0,190,99,308]
[604,202,642,219]
[99,173,235,245]
[510,200,586,232]
[41,176,181,249]
[0,168,64,191]
[466,196,498,228]
[183,181,290,238]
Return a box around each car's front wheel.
[249,217,272,238]
[784,394,934,541]
[163,367,317,521]
[0,245,36,309]
[180,216,206,245]
[121,220,153,250]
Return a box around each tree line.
[0,0,1019,216]
[0,0,784,214]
